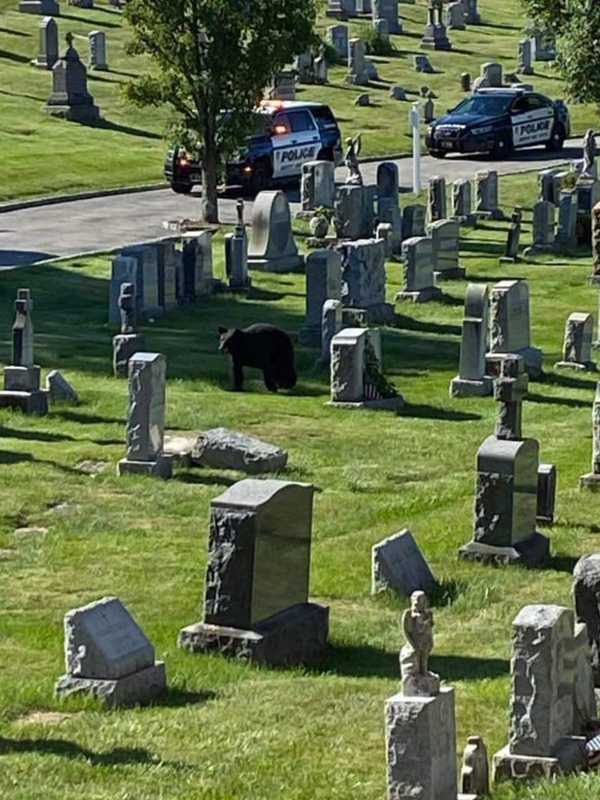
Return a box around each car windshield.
[451,94,513,116]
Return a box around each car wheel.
[430,150,446,159]
[490,135,513,160]
[250,160,272,196]
[171,182,193,195]
[546,124,565,152]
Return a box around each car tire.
[250,160,272,196]
[490,134,513,160]
[546,124,565,152]
[429,150,447,159]
[171,182,192,195]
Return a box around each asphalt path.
[0,138,583,268]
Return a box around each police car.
[425,88,570,159]
[164,101,342,195]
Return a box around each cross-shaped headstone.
[494,354,528,440]
[12,289,34,368]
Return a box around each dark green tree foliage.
[521,0,600,105]
[124,0,317,222]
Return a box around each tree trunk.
[201,121,219,224]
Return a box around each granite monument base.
[449,375,493,398]
[395,286,442,304]
[117,456,172,480]
[0,390,48,415]
[493,737,586,783]
[248,255,304,274]
[45,98,100,123]
[458,532,550,567]
[178,602,329,667]
[56,662,166,708]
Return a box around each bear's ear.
[218,326,228,335]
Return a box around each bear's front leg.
[263,370,279,393]
[233,361,244,392]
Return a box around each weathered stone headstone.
[117,352,171,479]
[225,200,251,292]
[181,230,215,300]
[45,33,100,122]
[321,299,343,363]
[487,279,543,377]
[421,0,451,50]
[192,429,288,474]
[556,190,578,253]
[464,0,480,24]
[427,175,447,223]
[19,0,59,14]
[339,238,393,323]
[372,0,400,34]
[537,463,556,525]
[538,167,561,204]
[555,313,596,371]
[518,38,533,75]
[327,24,349,60]
[109,255,139,324]
[301,161,335,211]
[376,161,402,252]
[480,62,502,87]
[299,250,342,346]
[500,207,522,263]
[46,370,79,404]
[155,238,179,311]
[428,218,463,280]
[33,15,58,69]
[179,479,329,666]
[524,200,556,255]
[248,191,303,273]
[532,29,556,62]
[451,178,474,224]
[580,382,600,490]
[266,70,296,101]
[88,30,107,70]
[396,236,440,303]
[414,53,434,73]
[402,204,426,239]
[493,604,595,781]
[475,170,504,220]
[346,38,369,85]
[450,284,493,397]
[334,185,372,240]
[0,289,48,415]
[461,737,490,797]
[55,596,166,707]
[112,282,145,379]
[372,529,436,597]
[120,244,161,318]
[445,0,465,30]
[573,554,600,686]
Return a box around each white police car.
[426,88,570,159]
[164,101,342,195]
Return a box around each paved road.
[0,138,583,268]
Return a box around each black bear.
[218,324,297,393]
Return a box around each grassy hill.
[1,170,600,798]
[0,0,597,202]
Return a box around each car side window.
[526,95,545,111]
[272,114,291,136]
[511,97,529,114]
[288,110,317,133]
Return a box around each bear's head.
[218,326,241,353]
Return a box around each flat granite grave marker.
[450,284,493,397]
[55,596,166,708]
[248,191,303,273]
[178,479,329,666]
[372,529,436,597]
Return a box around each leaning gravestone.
[45,33,100,122]
[372,529,436,597]
[117,352,172,479]
[573,554,600,686]
[55,596,166,708]
[0,289,48,415]
[178,479,329,666]
[248,191,303,272]
[299,250,342,346]
[487,279,543,377]
[396,236,440,303]
[33,16,58,69]
[450,283,493,397]
[46,370,79,404]
[493,604,596,782]
[192,428,288,474]
[555,313,596,371]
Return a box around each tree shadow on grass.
[83,118,162,141]
[58,12,122,28]
[399,403,480,422]
[0,27,31,37]
[0,450,83,476]
[527,392,591,410]
[540,371,598,391]
[0,425,77,443]
[0,49,31,65]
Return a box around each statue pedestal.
[385,687,459,800]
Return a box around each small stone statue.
[236,199,245,228]
[344,134,363,186]
[460,736,490,797]
[118,283,136,334]
[400,591,440,697]
[582,129,597,177]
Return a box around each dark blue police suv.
[425,88,570,159]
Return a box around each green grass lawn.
[1,170,600,798]
[0,0,597,202]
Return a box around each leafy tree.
[124,0,318,222]
[521,0,600,105]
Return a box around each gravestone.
[267,71,296,102]
[475,170,504,220]
[178,479,329,666]
[389,85,406,100]
[329,327,403,410]
[109,255,139,324]
[480,62,502,87]
[321,299,343,363]
[396,236,440,303]
[573,554,600,686]
[428,219,463,280]
[301,161,335,211]
[460,72,471,92]
[537,463,556,525]
[459,355,550,567]
[46,370,78,404]
[386,593,458,800]
[299,250,342,346]
[487,279,543,377]
[112,283,145,379]
[518,38,533,75]
[192,429,287,474]
[427,175,447,223]
[88,30,107,70]
[121,244,161,318]
[421,0,451,50]
[461,737,490,797]
[327,24,348,60]
[372,0,400,34]
[592,201,600,282]
[532,29,556,62]
[414,54,434,73]
[346,38,369,85]
[45,33,100,122]
[445,0,465,30]
[580,382,600,490]
[156,238,179,311]
[248,191,303,273]
[493,604,595,781]
[19,0,59,13]
[334,185,372,240]
[556,190,578,252]
[226,200,251,292]
[33,16,58,69]
[524,200,556,255]
[339,238,393,323]
[555,313,596,371]
[450,283,493,397]
[181,230,215,300]
[376,162,402,253]
[117,352,172,479]
[538,168,561,204]
[55,596,166,707]
[464,0,480,24]
[500,207,522,263]
[451,178,474,224]
[402,204,426,238]
[372,529,436,597]
[0,289,48,415]
[423,97,435,124]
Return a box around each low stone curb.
[0,182,169,214]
